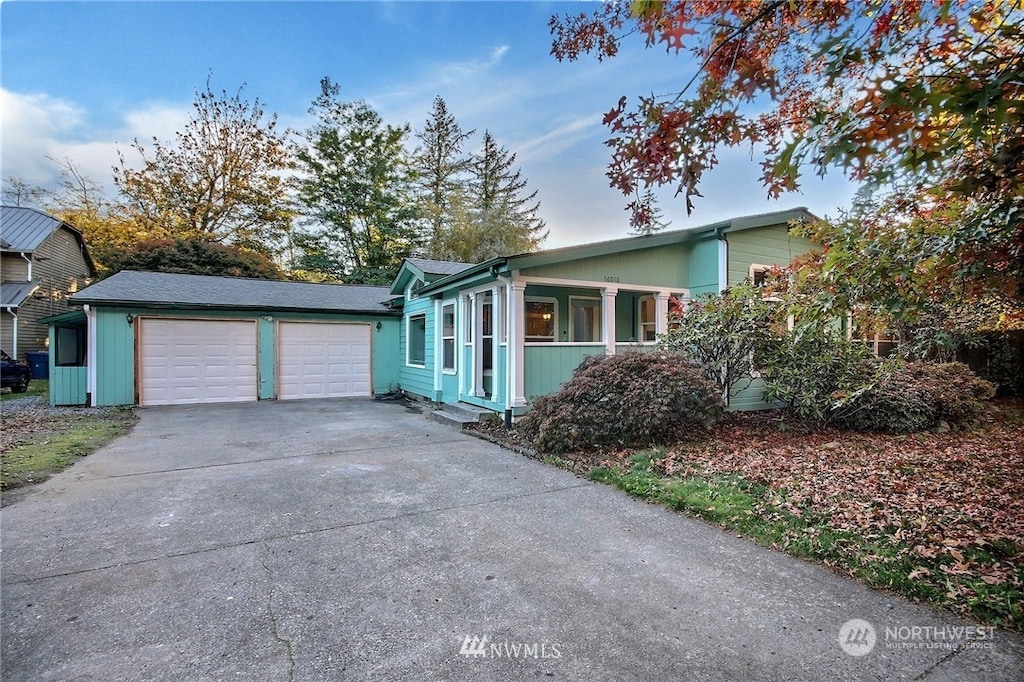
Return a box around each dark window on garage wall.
[54,325,86,367]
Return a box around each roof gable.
[0,205,97,275]
[71,271,397,315]
[389,257,476,295]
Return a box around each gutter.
[417,257,507,297]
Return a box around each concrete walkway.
[1,399,1021,681]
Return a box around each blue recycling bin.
[26,351,49,380]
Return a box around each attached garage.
[138,318,258,406]
[277,322,371,400]
[53,271,401,407]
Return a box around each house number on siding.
[603,275,621,283]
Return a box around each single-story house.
[1,205,96,358]
[47,207,817,412]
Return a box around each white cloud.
[1,87,192,197]
[1,89,86,185]
[514,114,603,164]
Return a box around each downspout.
[84,304,98,407]
[20,252,32,281]
[716,230,728,294]
[715,229,730,406]
[4,307,18,358]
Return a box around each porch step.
[426,402,499,429]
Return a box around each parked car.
[1,350,31,393]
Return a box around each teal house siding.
[688,238,721,296]
[524,345,605,400]
[49,366,88,406]
[398,296,438,401]
[94,307,137,406]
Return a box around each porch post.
[433,298,443,394]
[602,286,618,355]
[510,281,527,408]
[463,293,474,399]
[656,291,671,336]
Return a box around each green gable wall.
[519,242,690,289]
[726,224,817,288]
[725,223,817,411]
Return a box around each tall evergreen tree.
[432,130,546,262]
[292,78,420,284]
[413,96,474,257]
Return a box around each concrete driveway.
[1,399,1021,681]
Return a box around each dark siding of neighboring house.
[1,228,93,358]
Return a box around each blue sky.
[1,0,859,247]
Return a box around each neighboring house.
[45,207,817,410]
[1,206,96,359]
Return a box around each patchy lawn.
[0,396,137,500]
[0,378,49,401]
[477,400,1024,631]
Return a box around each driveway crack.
[261,542,296,682]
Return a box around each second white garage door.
[139,318,258,406]
[277,322,371,400]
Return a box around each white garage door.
[278,322,371,400]
[139,318,257,406]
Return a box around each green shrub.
[835,361,996,433]
[518,351,724,454]
[758,325,877,422]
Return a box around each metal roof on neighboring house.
[70,271,398,315]
[0,280,41,308]
[405,257,476,276]
[1,205,66,251]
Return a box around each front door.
[462,289,499,403]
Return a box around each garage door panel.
[278,322,371,400]
[140,319,257,406]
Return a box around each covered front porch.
[508,276,688,406]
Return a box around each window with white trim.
[407,314,426,367]
[525,298,556,342]
[851,318,900,357]
[569,296,602,342]
[441,303,456,372]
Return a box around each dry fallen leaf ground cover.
[480,399,1024,630]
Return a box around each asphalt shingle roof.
[406,257,476,276]
[0,206,65,252]
[70,271,397,314]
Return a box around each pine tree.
[413,97,474,257]
[466,130,547,258]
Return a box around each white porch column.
[491,286,500,399]
[656,291,672,336]
[433,299,443,393]
[602,286,618,355]
[84,304,97,407]
[510,281,527,408]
